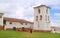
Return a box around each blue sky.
[0,0,60,27]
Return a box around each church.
[0,4,51,32]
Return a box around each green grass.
[0,30,60,38]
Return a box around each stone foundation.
[16,28,31,32]
[6,28,13,30]
[33,30,51,32]
[6,28,31,32]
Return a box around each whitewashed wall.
[51,28,60,33]
[0,14,3,26]
[34,6,51,30]
[5,21,33,30]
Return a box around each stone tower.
[34,5,51,32]
[0,13,4,30]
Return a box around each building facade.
[51,26,60,33]
[33,5,51,32]
[4,17,33,32]
[0,13,4,30]
[0,4,52,32]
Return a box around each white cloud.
[29,17,34,22]
[54,13,60,17]
[24,16,34,22]
[23,7,34,22]
[0,0,60,22]
[15,6,25,19]
[4,6,25,19]
[50,22,57,26]
[50,20,60,27]
[0,3,9,11]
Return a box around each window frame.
[48,16,49,21]
[45,15,47,21]
[38,9,40,14]
[36,16,38,21]
[46,8,48,14]
[20,23,23,25]
[10,22,12,24]
[25,23,27,25]
[40,15,42,20]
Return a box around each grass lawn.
[0,30,60,38]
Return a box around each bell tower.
[34,5,51,32]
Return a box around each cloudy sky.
[0,0,60,27]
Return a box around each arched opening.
[21,27,25,31]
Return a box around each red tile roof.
[4,17,33,24]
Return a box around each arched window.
[10,22,12,24]
[54,29,56,31]
[25,23,27,25]
[45,15,47,21]
[48,16,49,21]
[46,8,48,14]
[40,15,42,20]
[21,23,23,25]
[38,9,40,13]
[36,16,38,21]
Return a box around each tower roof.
[0,13,4,15]
[34,4,50,9]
